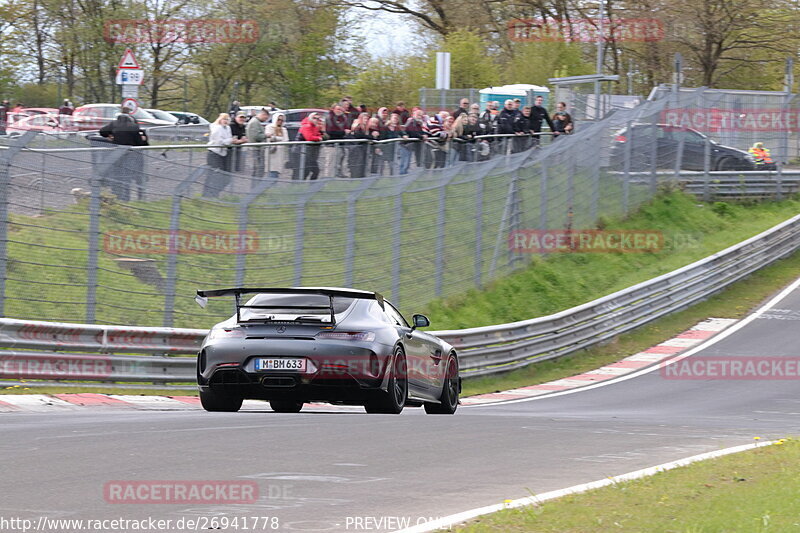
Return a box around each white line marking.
[464,275,800,407]
[393,440,777,533]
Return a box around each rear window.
[240,293,355,322]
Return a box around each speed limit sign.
[121,97,139,114]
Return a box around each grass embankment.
[4,192,800,396]
[452,439,800,532]
[413,192,800,397]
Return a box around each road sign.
[121,98,139,114]
[118,48,140,69]
[116,69,144,85]
[121,85,138,98]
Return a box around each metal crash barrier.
[1,211,798,387]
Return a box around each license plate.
[255,358,306,372]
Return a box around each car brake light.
[207,328,246,340]
[316,331,375,342]
[615,135,627,142]
[217,362,240,367]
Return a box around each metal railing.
[1,210,798,386]
[1,86,798,331]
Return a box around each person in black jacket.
[514,106,535,153]
[530,95,555,146]
[229,112,249,172]
[496,100,521,154]
[98,110,149,201]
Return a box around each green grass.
[461,245,800,397]
[425,191,800,330]
[451,439,800,532]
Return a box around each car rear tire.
[270,400,304,413]
[716,157,736,171]
[364,347,407,414]
[424,355,459,415]
[200,388,243,412]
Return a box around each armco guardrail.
[0,211,799,386]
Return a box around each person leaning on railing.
[400,107,427,174]
[98,108,149,201]
[530,95,554,147]
[264,112,288,180]
[292,112,323,180]
[204,113,234,197]
[552,101,574,139]
[379,113,403,174]
[348,112,371,179]
[246,108,270,179]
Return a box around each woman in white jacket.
[265,113,289,179]
[204,113,234,197]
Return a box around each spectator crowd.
[203,95,574,192]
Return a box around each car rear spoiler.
[195,287,385,324]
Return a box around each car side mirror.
[411,314,430,330]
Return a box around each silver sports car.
[195,287,460,414]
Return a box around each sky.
[351,8,419,58]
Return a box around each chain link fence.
[0,86,795,329]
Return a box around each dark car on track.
[195,287,460,415]
[609,124,771,171]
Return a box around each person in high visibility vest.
[748,142,774,166]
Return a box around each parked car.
[6,113,82,134]
[72,104,174,130]
[167,111,210,125]
[610,124,767,171]
[195,287,460,415]
[21,107,60,116]
[144,108,179,124]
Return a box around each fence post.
[539,159,549,231]
[86,146,129,324]
[434,169,459,296]
[474,171,484,288]
[390,174,419,307]
[344,177,378,287]
[623,119,634,196]
[163,167,207,327]
[489,172,519,278]
[0,132,35,317]
[590,157,599,222]
[293,180,327,286]
[703,135,711,202]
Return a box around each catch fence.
[0,86,796,330]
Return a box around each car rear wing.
[195,287,385,324]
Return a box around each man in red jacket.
[294,114,324,180]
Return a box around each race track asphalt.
[2,279,799,532]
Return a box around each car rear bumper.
[199,366,388,403]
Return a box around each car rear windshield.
[239,293,355,323]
